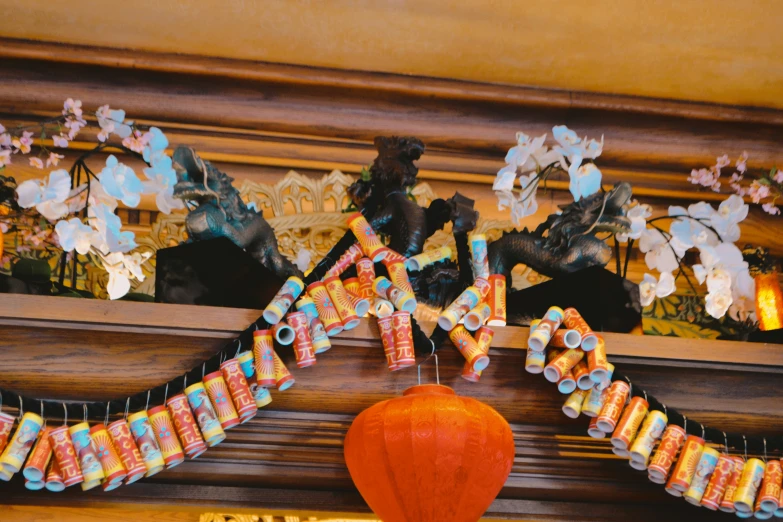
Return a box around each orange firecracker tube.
[550,328,582,349]
[0,412,14,455]
[462,326,494,382]
[385,259,414,295]
[325,243,364,277]
[377,316,399,371]
[380,247,406,264]
[343,277,370,317]
[220,358,258,422]
[720,456,745,512]
[87,425,126,491]
[487,274,506,327]
[106,420,147,484]
[45,458,65,492]
[587,417,606,439]
[356,258,376,299]
[148,406,185,469]
[253,330,277,387]
[287,311,317,368]
[324,276,361,330]
[573,360,593,390]
[204,371,241,430]
[273,350,295,391]
[587,335,609,383]
[667,435,706,493]
[759,459,783,513]
[48,425,83,487]
[610,396,649,450]
[392,311,416,368]
[22,428,52,482]
[596,380,630,433]
[701,453,736,510]
[557,370,577,394]
[307,281,344,336]
[449,325,490,372]
[544,348,584,383]
[166,394,208,459]
[563,307,599,351]
[347,213,387,262]
[648,424,687,484]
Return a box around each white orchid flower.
[295,248,312,272]
[89,202,136,254]
[638,228,681,273]
[710,194,748,242]
[569,163,602,201]
[509,173,539,225]
[729,269,756,321]
[493,165,517,191]
[142,127,168,164]
[16,169,72,221]
[505,133,547,172]
[616,201,651,242]
[639,271,676,307]
[705,290,733,319]
[142,154,184,214]
[54,218,95,255]
[687,201,715,219]
[98,155,143,207]
[96,106,132,141]
[101,252,132,300]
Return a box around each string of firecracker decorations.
[0,211,780,517]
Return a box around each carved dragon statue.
[488,182,633,281]
[171,146,303,280]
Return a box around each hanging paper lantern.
[756,272,783,331]
[344,384,514,522]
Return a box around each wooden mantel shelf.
[1,294,781,521]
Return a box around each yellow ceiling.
[3,0,783,109]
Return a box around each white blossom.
[54,218,94,255]
[16,169,71,221]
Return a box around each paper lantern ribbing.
[344,384,514,522]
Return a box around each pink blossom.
[748,181,771,203]
[0,222,8,233]
[762,202,781,215]
[121,130,151,153]
[0,123,5,133]
[715,154,730,169]
[12,131,34,154]
[735,151,748,173]
[62,98,83,119]
[52,134,69,148]
[688,167,720,190]
[774,170,783,184]
[0,133,10,147]
[28,157,44,169]
[46,152,64,167]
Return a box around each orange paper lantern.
[756,272,783,331]
[344,384,514,522]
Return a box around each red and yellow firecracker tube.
[287,311,317,368]
[272,350,295,391]
[733,458,766,513]
[524,320,545,374]
[610,396,649,450]
[596,380,630,433]
[271,321,295,346]
[88,424,127,490]
[307,281,344,336]
[262,276,305,324]
[356,258,376,299]
[204,371,241,430]
[595,362,615,391]
[67,422,104,490]
[148,406,185,469]
[528,306,565,352]
[557,370,577,394]
[758,459,782,513]
[391,311,416,368]
[166,394,208,459]
[449,324,490,372]
[550,328,582,349]
[253,330,277,387]
[647,424,687,484]
[22,427,52,482]
[343,277,370,317]
[237,352,274,409]
[438,286,482,331]
[581,385,608,417]
[462,326,494,382]
[45,458,65,492]
[379,247,406,264]
[464,302,491,331]
[325,243,364,278]
[587,335,609,383]
[385,259,414,296]
[468,233,490,280]
[347,213,388,262]
[106,419,147,484]
[587,416,606,439]
[377,316,399,371]
[405,246,451,271]
[0,412,15,455]
[473,277,491,302]
[563,307,599,351]
[562,389,588,419]
[372,298,394,318]
[628,410,668,468]
[373,276,417,314]
[701,453,736,510]
[185,382,226,448]
[683,446,720,505]
[487,274,506,327]
[324,276,361,330]
[666,435,706,493]
[295,297,332,353]
[343,277,361,296]
[573,360,593,390]
[0,412,43,473]
[127,411,165,478]
[544,347,584,383]
[220,358,258,423]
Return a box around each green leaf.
[757,177,771,185]
[360,166,371,182]
[11,258,52,282]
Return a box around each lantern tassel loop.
[18,396,23,420]
[724,431,729,455]
[83,403,88,423]
[40,400,46,429]
[63,403,68,426]
[417,339,439,386]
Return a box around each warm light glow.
[755,272,783,331]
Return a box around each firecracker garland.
[0,210,781,518]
